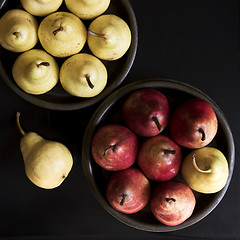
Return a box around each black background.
[0,0,239,239]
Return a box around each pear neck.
[10,22,28,42]
[26,61,50,80]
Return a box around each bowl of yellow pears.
[0,0,138,110]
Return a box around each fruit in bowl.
[170,98,218,149]
[91,124,139,171]
[20,0,63,17]
[82,78,234,232]
[87,14,132,61]
[150,180,196,226]
[137,135,182,182]
[12,49,59,95]
[38,11,87,58]
[122,88,170,137]
[60,53,108,97]
[181,147,229,194]
[0,9,38,52]
[65,0,111,20]
[106,168,151,214]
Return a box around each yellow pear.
[65,0,111,20]
[0,9,38,52]
[60,53,107,97]
[16,112,73,189]
[20,0,63,17]
[181,147,229,194]
[87,14,131,61]
[12,49,59,95]
[38,11,87,58]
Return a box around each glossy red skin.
[106,168,151,214]
[170,98,218,149]
[150,180,196,226]
[137,135,182,181]
[122,88,170,137]
[91,124,139,171]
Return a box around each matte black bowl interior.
[82,78,235,232]
[0,0,138,110]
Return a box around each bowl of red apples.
[82,78,235,232]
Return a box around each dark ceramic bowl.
[0,0,137,110]
[82,78,235,232]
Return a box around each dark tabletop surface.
[0,0,239,239]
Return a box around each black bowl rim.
[0,0,138,111]
[82,78,235,232]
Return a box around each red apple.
[170,98,218,149]
[106,168,151,214]
[91,124,139,171]
[137,135,182,181]
[150,180,196,226]
[122,88,170,137]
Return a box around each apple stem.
[120,193,127,206]
[163,149,176,155]
[103,145,116,157]
[192,154,212,173]
[53,26,64,36]
[198,128,206,141]
[16,112,26,136]
[151,116,163,132]
[85,74,94,89]
[88,30,107,40]
[37,62,50,67]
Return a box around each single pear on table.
[38,11,87,58]
[181,147,229,194]
[16,112,73,189]
[87,14,131,61]
[65,0,111,20]
[0,9,38,52]
[60,53,107,97]
[12,49,59,95]
[20,0,63,17]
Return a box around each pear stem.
[16,112,25,136]
[166,197,176,203]
[151,116,163,132]
[103,145,115,157]
[85,74,94,89]
[88,30,107,40]
[120,193,127,206]
[198,128,206,141]
[13,32,20,37]
[163,149,176,155]
[37,62,50,67]
[53,26,64,36]
[192,154,212,173]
